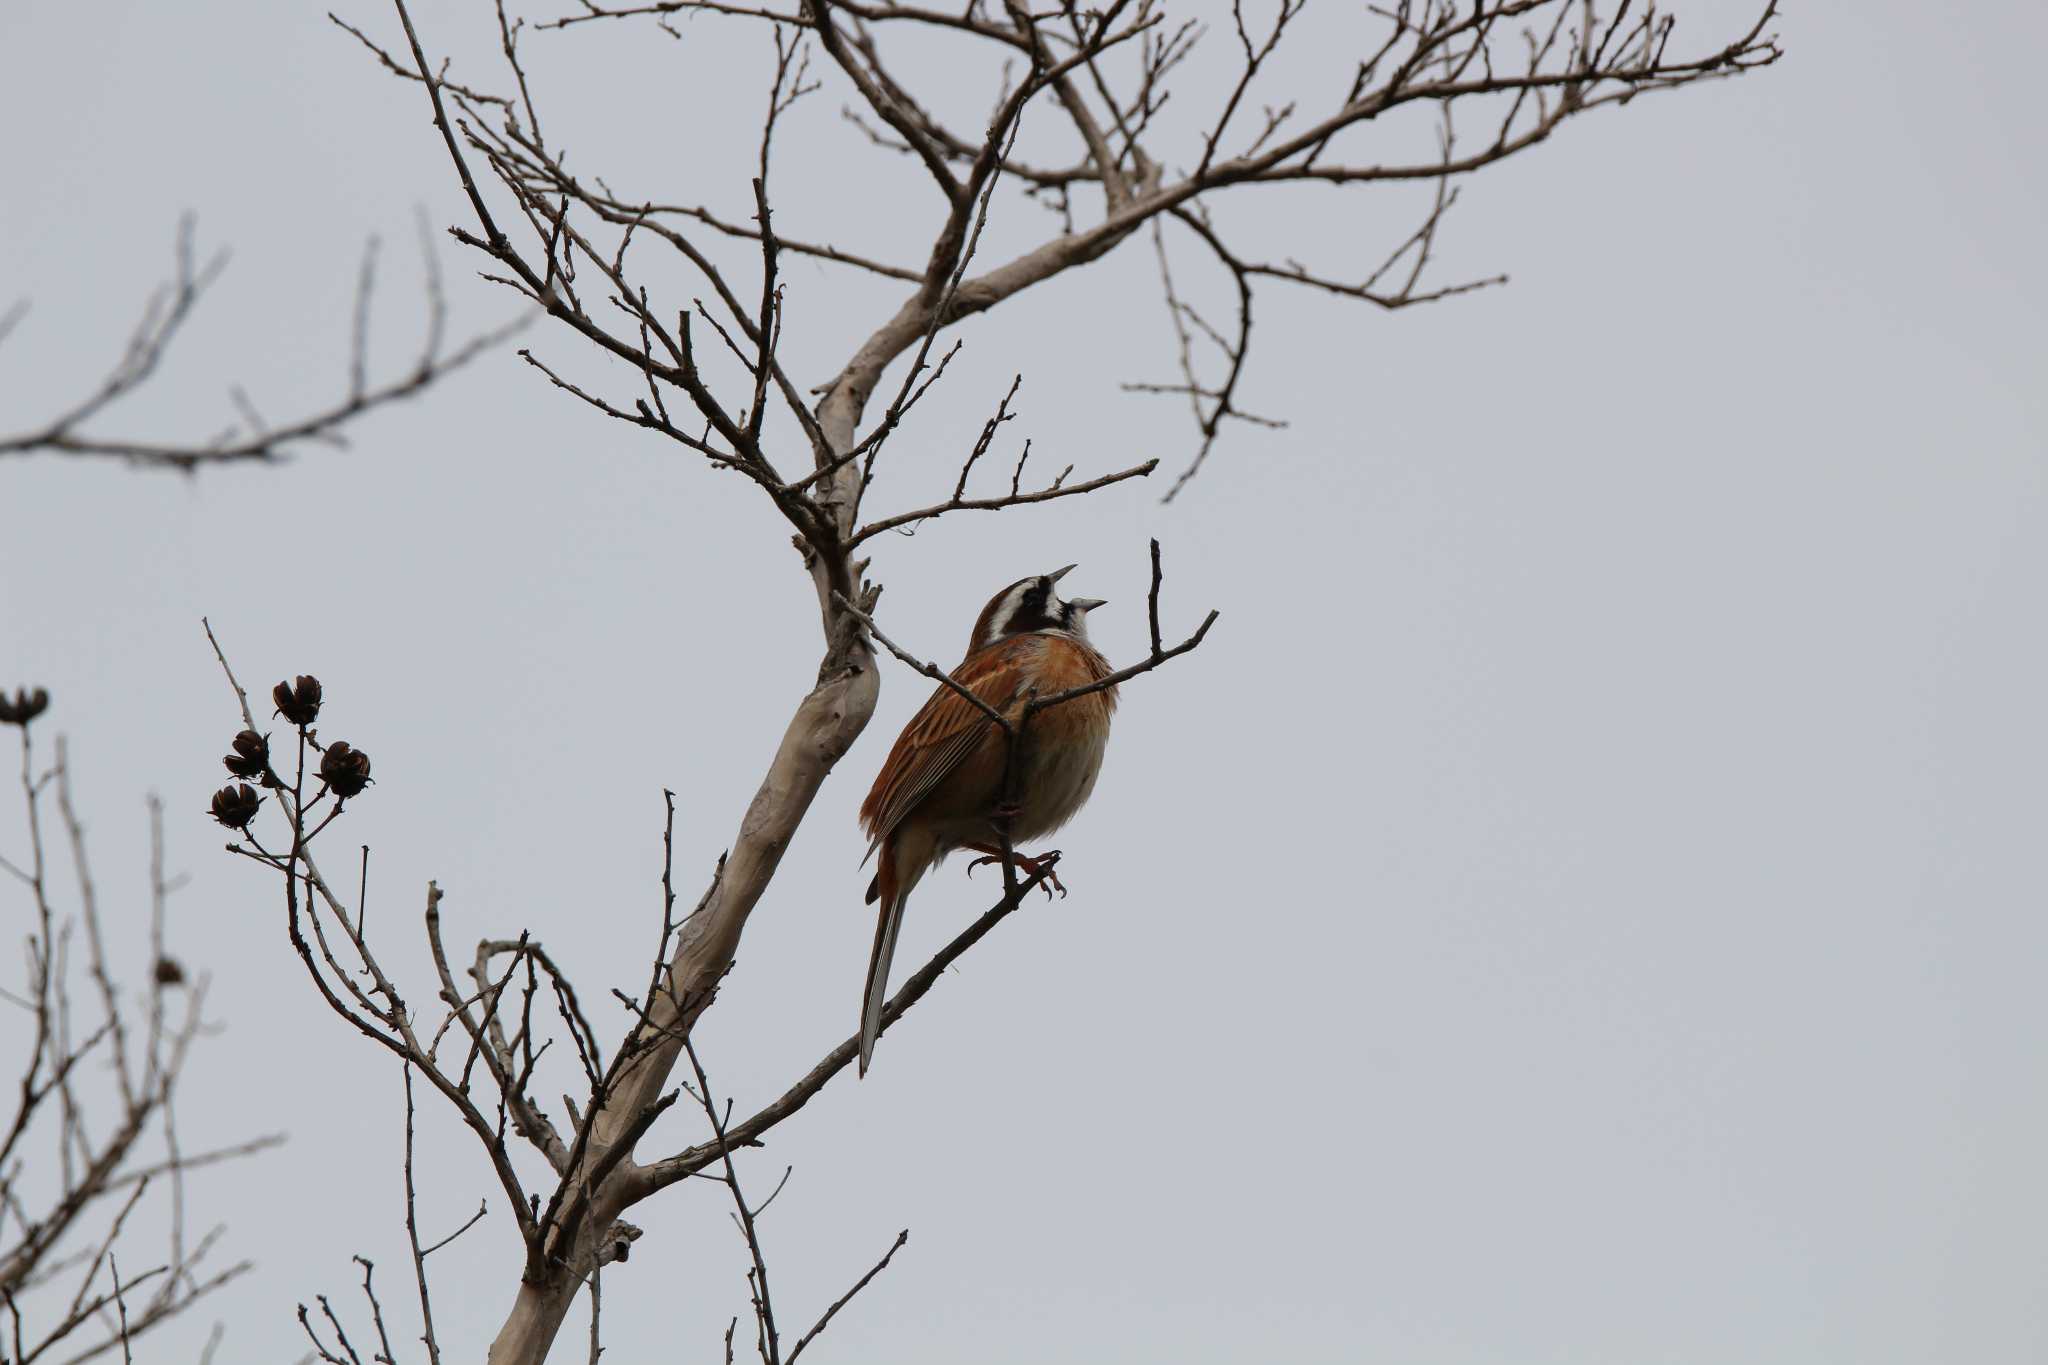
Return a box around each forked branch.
[0,216,524,471]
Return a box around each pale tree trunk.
[483,345,890,1365]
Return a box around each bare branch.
[785,1228,908,1363]
[637,861,1059,1196]
[0,218,525,471]
[681,1039,781,1365]
[852,406,1157,545]
[401,1066,445,1365]
[0,715,266,1363]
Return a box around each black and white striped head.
[967,565,1106,655]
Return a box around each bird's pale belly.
[1009,723,1108,842]
[920,711,1110,856]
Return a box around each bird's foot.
[965,846,1066,898]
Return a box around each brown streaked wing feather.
[859,639,1036,853]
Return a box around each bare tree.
[0,215,521,472]
[0,691,282,1364]
[0,123,524,1364]
[181,2,1785,1361]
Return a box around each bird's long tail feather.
[859,892,906,1077]
[859,832,931,1076]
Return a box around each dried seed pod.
[272,675,323,726]
[0,687,51,727]
[209,782,262,830]
[319,741,372,799]
[222,729,270,780]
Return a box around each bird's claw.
[966,848,1066,898]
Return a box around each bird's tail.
[859,830,932,1076]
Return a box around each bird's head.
[967,564,1106,654]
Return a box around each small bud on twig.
[210,782,263,829]
[222,729,271,780]
[319,741,373,798]
[153,957,187,986]
[272,675,323,726]
[0,686,51,727]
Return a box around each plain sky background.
[5,2,2047,1361]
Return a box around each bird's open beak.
[1047,563,1077,583]
[1069,597,1107,613]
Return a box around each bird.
[856,565,1117,1074]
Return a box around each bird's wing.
[859,638,1033,854]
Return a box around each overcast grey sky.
[5,2,2047,1361]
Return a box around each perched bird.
[856,566,1116,1074]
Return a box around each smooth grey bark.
[483,335,891,1365]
